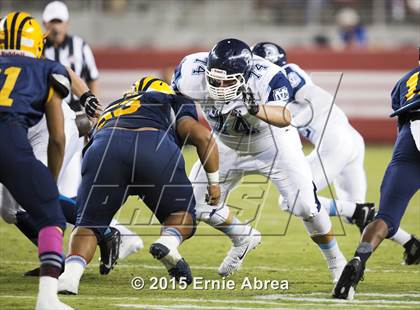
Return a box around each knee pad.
[280,196,318,219]
[303,206,332,236]
[195,202,229,226]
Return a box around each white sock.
[38,276,59,299]
[316,238,345,263]
[155,227,183,250]
[60,256,86,285]
[318,196,356,218]
[390,228,412,246]
[217,217,252,246]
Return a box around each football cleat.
[115,226,144,260]
[218,228,261,277]
[351,203,376,233]
[36,297,73,310]
[403,235,420,265]
[149,243,193,284]
[333,257,365,300]
[23,267,40,277]
[57,278,78,295]
[98,227,121,275]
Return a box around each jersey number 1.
[0,67,22,107]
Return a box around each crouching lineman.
[334,51,420,300]
[172,39,346,282]
[58,77,220,294]
[253,42,420,264]
[0,12,73,310]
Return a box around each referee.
[42,0,99,197]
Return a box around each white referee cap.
[43,1,69,23]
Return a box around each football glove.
[241,86,259,115]
[80,91,101,118]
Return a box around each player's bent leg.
[59,129,129,294]
[0,122,71,310]
[335,123,420,300]
[189,157,261,277]
[271,130,347,283]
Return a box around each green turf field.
[0,145,419,309]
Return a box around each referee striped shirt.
[44,35,99,111]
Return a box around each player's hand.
[80,91,103,118]
[206,184,221,206]
[241,86,259,115]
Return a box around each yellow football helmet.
[0,12,44,58]
[125,76,175,97]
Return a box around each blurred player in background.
[172,38,347,282]
[0,12,73,310]
[42,0,144,261]
[334,50,420,300]
[253,42,420,264]
[58,77,220,294]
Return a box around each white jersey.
[282,63,349,145]
[172,52,294,153]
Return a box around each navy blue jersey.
[96,91,198,136]
[0,55,69,128]
[391,66,420,112]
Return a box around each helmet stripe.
[15,16,32,50]
[3,15,9,49]
[142,78,161,92]
[9,12,20,50]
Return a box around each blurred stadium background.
[3,0,420,142]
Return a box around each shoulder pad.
[50,73,71,99]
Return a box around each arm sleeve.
[49,61,71,99]
[171,94,199,121]
[81,43,99,82]
[293,83,333,126]
[266,72,294,104]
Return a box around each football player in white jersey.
[172,38,347,282]
[252,42,420,265]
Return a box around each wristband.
[79,91,93,107]
[206,170,219,185]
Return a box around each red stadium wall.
[94,48,416,143]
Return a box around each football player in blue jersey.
[333,50,420,300]
[57,77,220,294]
[0,11,123,280]
[0,11,83,310]
[253,42,420,265]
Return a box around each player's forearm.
[255,104,291,127]
[195,131,219,175]
[47,136,65,181]
[66,67,89,98]
[87,79,99,97]
[177,118,219,176]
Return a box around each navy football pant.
[0,120,66,230]
[76,128,196,239]
[376,122,420,238]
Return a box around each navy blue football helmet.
[252,42,287,67]
[206,38,253,102]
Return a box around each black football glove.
[241,86,259,116]
[80,91,102,118]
